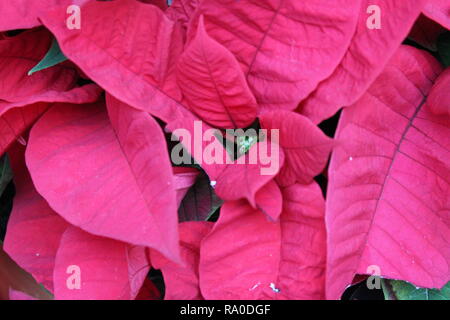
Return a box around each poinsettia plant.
[0,0,449,301]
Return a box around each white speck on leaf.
[249,282,261,291]
[210,180,217,188]
[270,283,280,293]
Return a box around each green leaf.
[437,32,450,68]
[27,38,68,76]
[0,155,12,197]
[382,279,450,300]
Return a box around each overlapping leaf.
[277,183,327,299]
[213,141,284,207]
[300,0,426,123]
[150,222,213,300]
[326,45,449,299]
[0,29,102,156]
[0,0,446,302]
[5,146,156,301]
[0,245,52,300]
[427,68,450,116]
[188,0,361,112]
[199,182,326,299]
[53,226,150,300]
[25,98,180,262]
[167,115,284,207]
[254,180,283,221]
[41,0,185,123]
[0,29,75,102]
[260,110,333,187]
[199,200,281,299]
[177,16,257,129]
[4,144,68,292]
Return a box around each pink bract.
[0,0,449,302]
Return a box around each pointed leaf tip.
[28,38,67,76]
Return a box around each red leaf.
[4,144,69,292]
[0,83,102,156]
[254,180,282,221]
[40,0,185,123]
[188,0,361,112]
[25,99,181,262]
[214,141,284,207]
[43,0,269,209]
[0,84,102,111]
[428,68,450,116]
[0,0,90,31]
[0,29,102,155]
[0,29,76,102]
[167,116,284,206]
[300,0,425,123]
[0,245,53,300]
[177,16,257,129]
[1,145,56,301]
[279,183,326,299]
[5,144,152,300]
[326,46,448,299]
[200,182,326,299]
[199,200,280,300]
[423,0,450,29]
[53,226,150,300]
[150,221,213,300]
[1,103,49,155]
[260,110,333,187]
